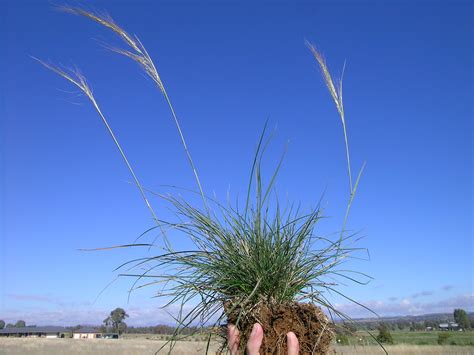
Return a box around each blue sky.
[1,0,472,326]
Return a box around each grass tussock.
[36,5,383,354]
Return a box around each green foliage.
[111,308,128,323]
[409,322,425,331]
[336,334,350,345]
[104,308,129,334]
[437,332,451,345]
[342,321,358,335]
[376,323,394,344]
[14,320,26,328]
[335,321,357,340]
[0,320,4,329]
[117,128,371,351]
[454,309,470,329]
[396,320,408,331]
[37,5,377,353]
[344,330,474,346]
[118,322,128,334]
[5,324,14,328]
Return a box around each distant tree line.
[2,308,470,334]
[334,309,473,332]
[0,320,26,329]
[126,325,206,335]
[454,309,470,330]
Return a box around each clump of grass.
[125,125,373,352]
[36,5,385,354]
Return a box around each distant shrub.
[437,332,451,345]
[336,334,349,345]
[342,322,358,335]
[376,323,394,344]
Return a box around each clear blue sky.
[1,0,472,326]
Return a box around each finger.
[246,323,263,355]
[227,324,240,355]
[287,332,299,355]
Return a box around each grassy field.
[340,330,474,346]
[1,337,474,354]
[332,344,474,354]
[392,331,474,346]
[0,338,218,355]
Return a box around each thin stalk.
[60,6,209,214]
[33,58,167,243]
[89,96,162,225]
[306,41,365,244]
[306,41,353,194]
[162,89,208,214]
[340,112,353,193]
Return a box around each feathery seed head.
[60,6,165,94]
[305,40,344,118]
[59,6,142,54]
[32,57,93,100]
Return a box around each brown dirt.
[226,302,334,354]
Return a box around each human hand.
[227,323,299,355]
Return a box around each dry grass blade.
[60,5,208,212]
[77,244,154,252]
[59,6,142,54]
[33,57,166,241]
[305,41,352,192]
[31,57,93,98]
[306,41,367,239]
[306,43,342,117]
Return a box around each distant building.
[103,333,119,339]
[0,326,69,338]
[72,327,102,339]
[0,326,119,339]
[439,322,460,331]
[72,327,119,339]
